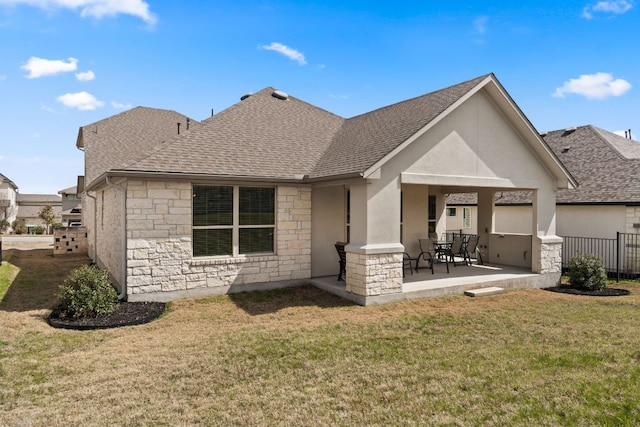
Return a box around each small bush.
[33,225,45,235]
[56,265,118,319]
[568,253,607,291]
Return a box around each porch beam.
[400,172,538,189]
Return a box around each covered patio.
[310,74,576,306]
[310,260,541,305]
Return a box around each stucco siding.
[558,205,625,238]
[126,180,312,301]
[311,185,346,277]
[401,91,550,187]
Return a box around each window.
[447,207,457,217]
[192,185,275,257]
[463,207,471,229]
[428,195,436,233]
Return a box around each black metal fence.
[561,233,640,281]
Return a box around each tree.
[38,205,56,234]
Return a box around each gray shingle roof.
[309,74,490,178]
[124,88,344,179]
[115,75,491,181]
[79,106,201,186]
[447,125,640,205]
[16,194,62,204]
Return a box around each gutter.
[105,176,127,301]
[85,170,367,193]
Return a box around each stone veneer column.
[345,244,404,297]
[535,235,563,275]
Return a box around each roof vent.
[561,146,571,153]
[240,93,252,101]
[564,126,577,134]
[272,90,289,100]
[540,131,547,136]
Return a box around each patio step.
[464,286,505,297]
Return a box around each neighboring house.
[77,73,575,304]
[0,173,18,232]
[15,193,62,232]
[448,125,640,239]
[58,186,82,226]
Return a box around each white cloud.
[57,91,105,110]
[0,0,157,24]
[21,56,77,78]
[582,1,634,19]
[473,15,489,34]
[75,70,95,81]
[260,42,307,65]
[553,72,632,99]
[111,100,132,109]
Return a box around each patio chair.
[403,253,418,277]
[445,234,466,267]
[417,238,449,274]
[335,242,347,281]
[464,235,483,265]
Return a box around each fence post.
[616,232,620,283]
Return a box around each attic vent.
[561,146,571,153]
[564,126,577,134]
[540,131,547,136]
[240,93,252,101]
[272,90,289,100]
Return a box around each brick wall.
[125,180,312,301]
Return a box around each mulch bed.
[48,301,166,330]
[544,285,630,297]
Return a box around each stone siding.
[624,207,640,273]
[53,227,88,255]
[125,180,311,301]
[540,241,562,273]
[345,251,403,297]
[94,184,125,287]
[625,206,640,234]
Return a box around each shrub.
[56,265,118,319]
[33,225,45,235]
[568,253,607,291]
[12,219,27,235]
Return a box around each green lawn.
[1,249,640,426]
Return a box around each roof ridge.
[348,73,492,120]
[589,125,640,160]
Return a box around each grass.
[1,250,640,425]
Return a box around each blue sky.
[1,0,638,194]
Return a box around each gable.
[396,90,553,191]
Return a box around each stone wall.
[345,249,403,297]
[53,227,88,255]
[624,206,640,273]
[94,184,125,288]
[125,180,312,301]
[535,235,563,275]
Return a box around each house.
[77,74,576,304]
[0,173,18,233]
[447,125,640,239]
[58,186,82,226]
[15,193,62,232]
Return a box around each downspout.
[105,176,127,301]
[85,191,98,262]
